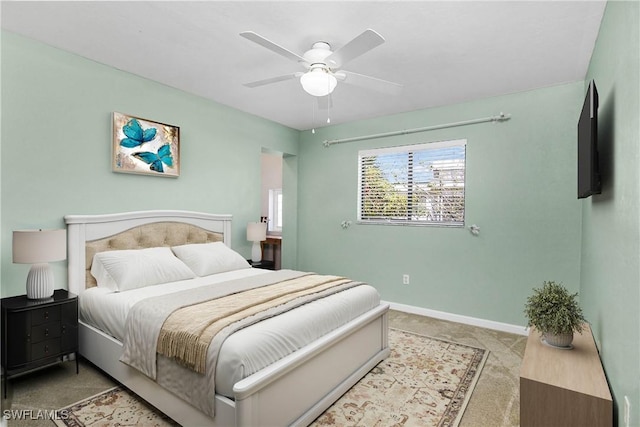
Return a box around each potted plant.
[524,281,586,348]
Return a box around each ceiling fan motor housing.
[302,42,333,69]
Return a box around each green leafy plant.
[524,281,585,335]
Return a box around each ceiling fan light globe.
[300,69,337,97]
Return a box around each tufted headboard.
[65,211,232,295]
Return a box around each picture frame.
[112,112,180,177]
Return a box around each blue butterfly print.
[132,144,174,173]
[120,118,157,148]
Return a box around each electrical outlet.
[624,396,630,427]
[402,274,410,285]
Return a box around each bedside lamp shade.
[246,222,267,263]
[13,229,67,299]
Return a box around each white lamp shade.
[13,229,67,264]
[246,222,267,242]
[300,68,337,97]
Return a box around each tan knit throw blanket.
[156,274,352,374]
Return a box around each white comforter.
[79,268,381,414]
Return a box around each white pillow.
[171,242,250,277]
[90,255,119,291]
[91,247,196,292]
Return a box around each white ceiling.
[1,1,606,131]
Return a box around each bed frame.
[65,210,390,426]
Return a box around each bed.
[64,210,389,426]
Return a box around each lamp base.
[26,263,55,299]
[251,241,262,263]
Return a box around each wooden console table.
[520,324,612,427]
[261,235,281,270]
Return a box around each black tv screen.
[577,80,601,198]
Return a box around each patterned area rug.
[310,329,488,427]
[52,387,177,427]
[53,329,487,427]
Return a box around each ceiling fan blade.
[337,70,403,95]
[243,73,301,88]
[325,29,385,69]
[240,31,308,64]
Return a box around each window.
[357,139,466,226]
[268,188,283,232]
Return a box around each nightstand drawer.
[31,338,61,361]
[30,306,61,326]
[31,322,62,343]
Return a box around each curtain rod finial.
[494,112,510,122]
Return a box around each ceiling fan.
[239,29,403,98]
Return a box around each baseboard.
[385,301,528,336]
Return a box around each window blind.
[357,139,466,226]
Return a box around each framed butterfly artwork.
[112,112,180,177]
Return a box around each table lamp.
[246,222,267,263]
[13,229,67,299]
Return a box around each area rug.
[310,328,488,427]
[53,328,487,427]
[52,387,178,427]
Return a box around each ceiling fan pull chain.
[312,99,316,133]
[327,82,331,124]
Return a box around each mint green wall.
[297,83,584,326]
[282,154,299,269]
[582,2,640,426]
[0,32,299,298]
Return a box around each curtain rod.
[322,112,511,147]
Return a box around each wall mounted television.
[577,80,601,199]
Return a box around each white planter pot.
[543,332,574,348]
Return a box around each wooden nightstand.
[1,289,79,398]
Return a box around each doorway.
[261,151,283,269]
